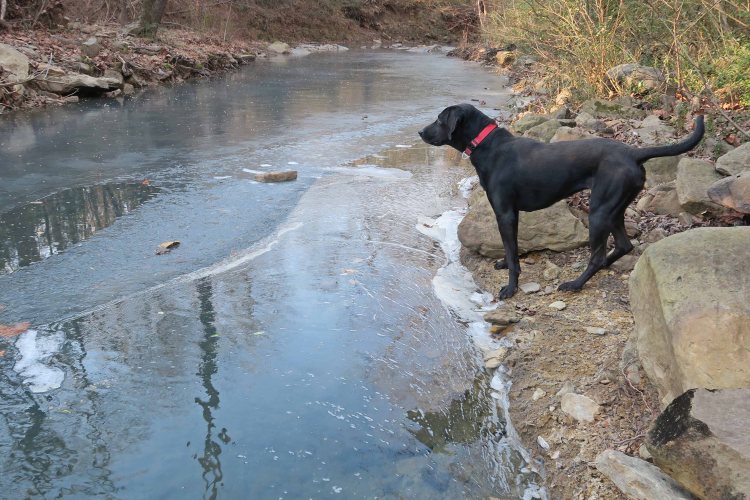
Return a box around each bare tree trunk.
[0,0,8,29]
[477,0,487,29]
[119,0,129,25]
[133,0,168,37]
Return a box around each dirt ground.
[463,245,662,498]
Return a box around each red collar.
[463,123,498,158]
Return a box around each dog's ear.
[439,106,462,140]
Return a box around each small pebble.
[520,282,541,294]
[585,326,607,335]
[532,388,546,401]
[537,436,550,450]
[548,300,567,311]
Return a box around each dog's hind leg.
[560,164,643,291]
[604,216,634,267]
[558,210,611,291]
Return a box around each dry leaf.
[0,322,31,338]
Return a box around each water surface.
[0,51,543,498]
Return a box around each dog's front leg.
[495,210,520,299]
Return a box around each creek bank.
[0,25,263,113]
[1,24,446,115]
[451,44,749,498]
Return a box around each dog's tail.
[632,115,704,163]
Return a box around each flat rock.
[483,309,520,326]
[524,119,563,143]
[595,449,694,500]
[255,170,297,183]
[511,113,548,134]
[520,282,541,294]
[549,126,594,143]
[234,53,257,64]
[561,393,600,422]
[715,142,750,176]
[34,72,121,95]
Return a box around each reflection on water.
[194,278,225,500]
[0,182,159,274]
[407,375,502,453]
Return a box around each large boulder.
[629,227,750,407]
[0,43,30,94]
[675,158,726,215]
[644,156,680,187]
[595,449,695,500]
[606,63,665,92]
[647,388,750,498]
[715,142,750,176]
[34,72,122,96]
[708,171,750,214]
[458,190,588,259]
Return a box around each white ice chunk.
[14,329,65,393]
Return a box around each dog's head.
[418,104,491,151]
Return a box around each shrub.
[484,0,750,106]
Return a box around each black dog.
[419,104,704,299]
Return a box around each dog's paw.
[498,285,517,299]
[494,259,508,270]
[558,281,582,292]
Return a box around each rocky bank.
[457,58,750,498]
[0,24,365,114]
